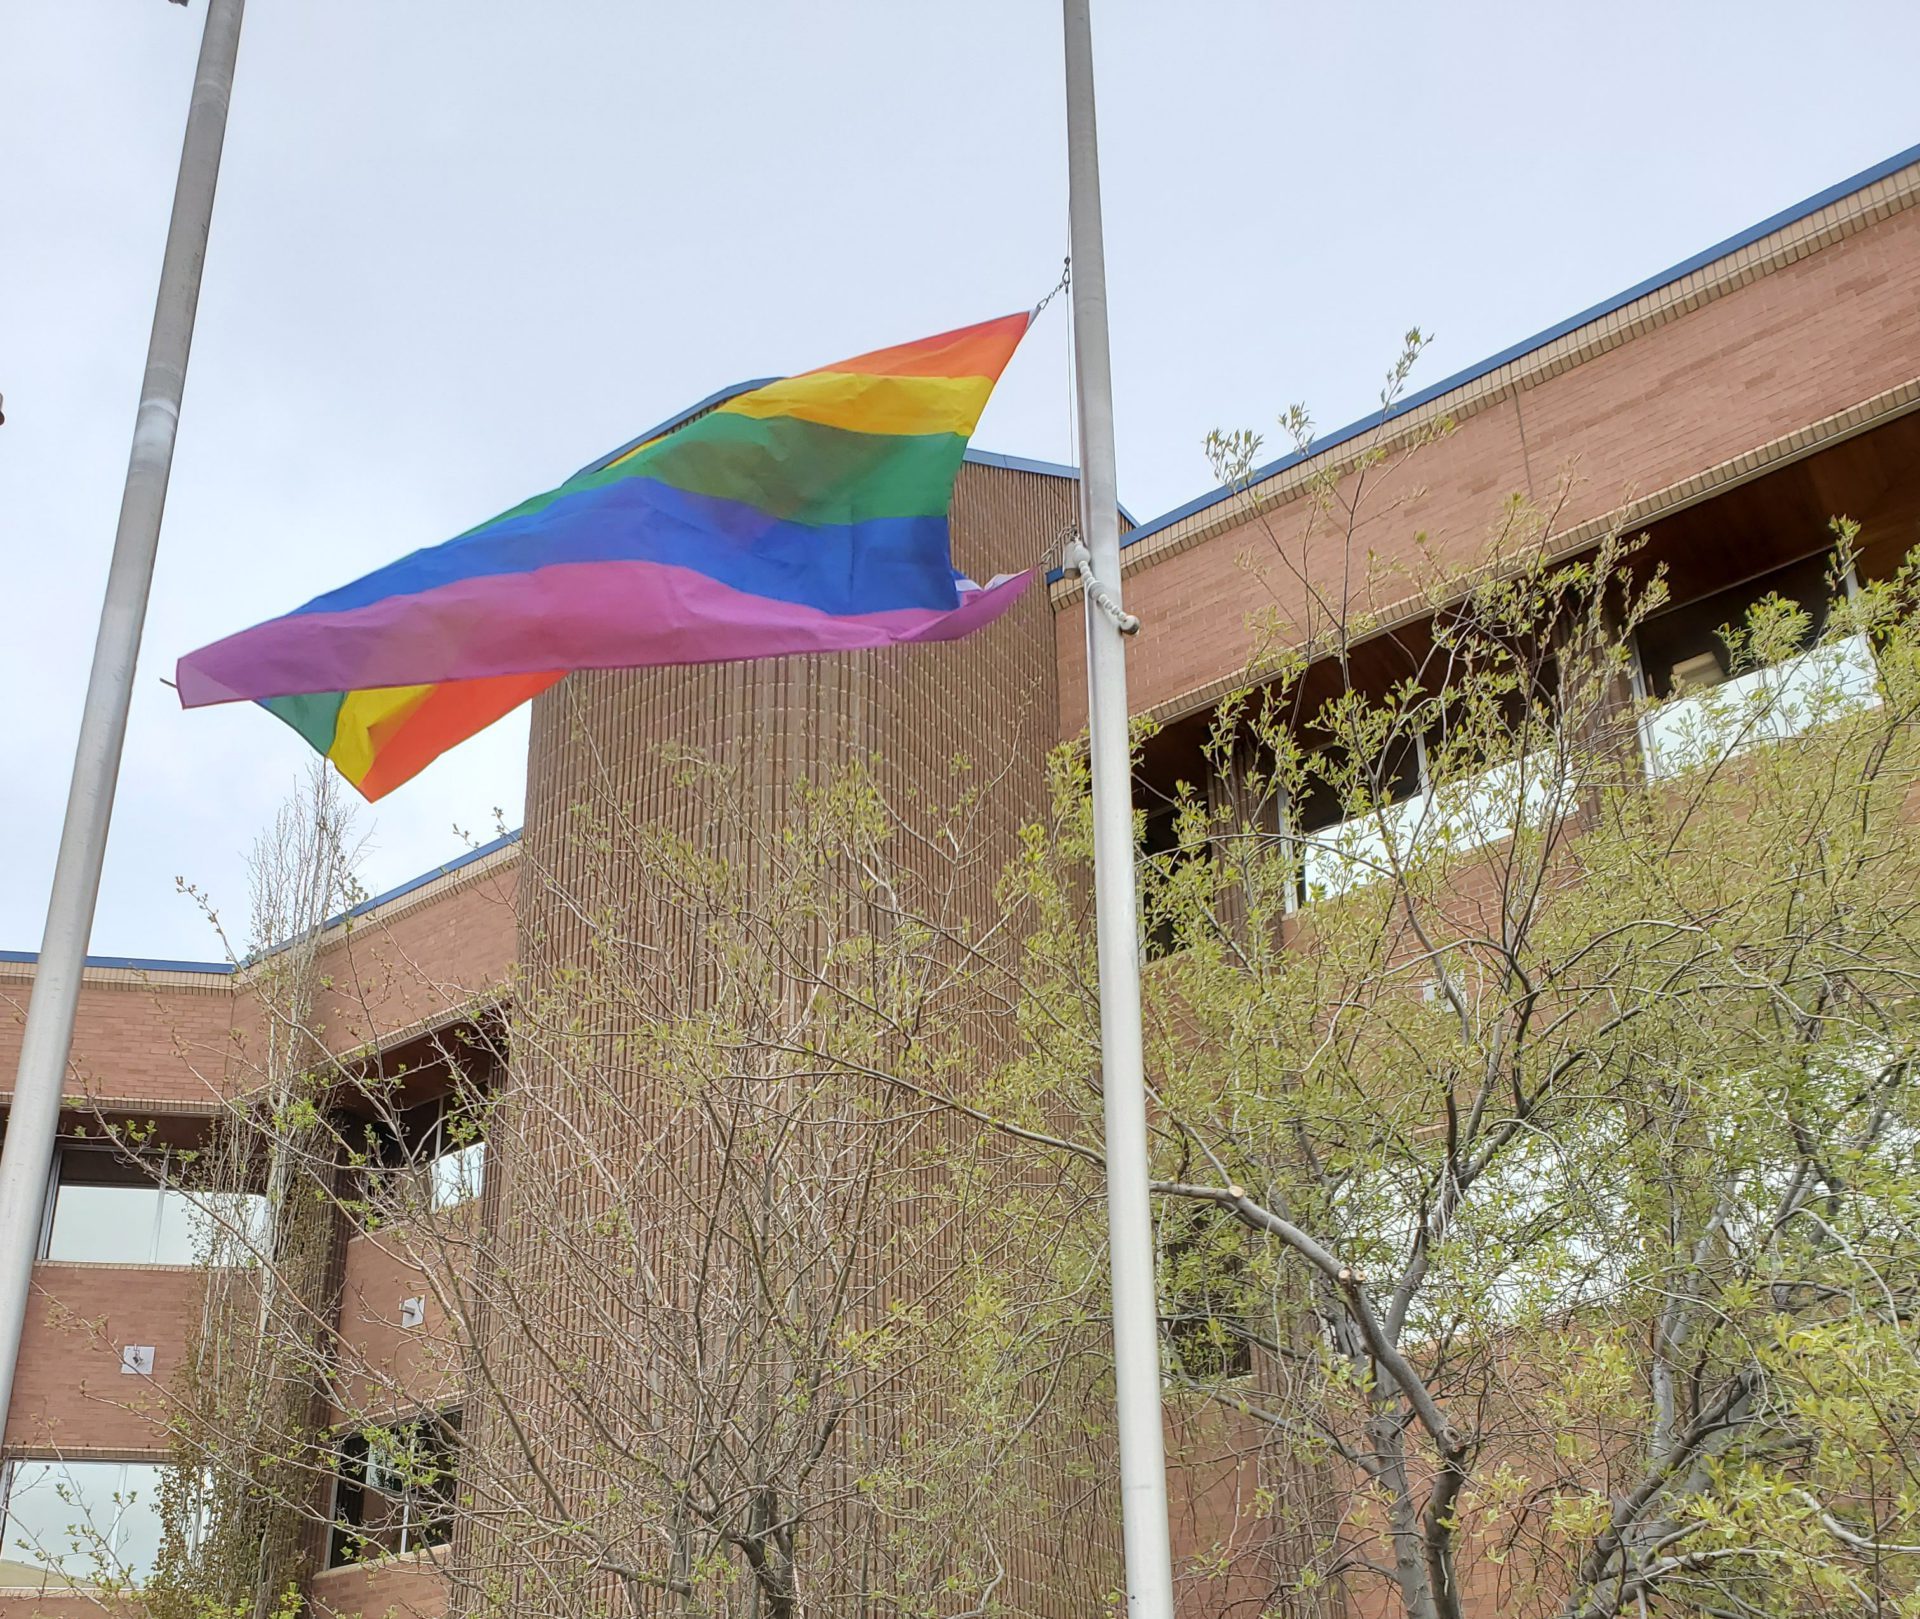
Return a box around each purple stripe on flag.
[177,560,1033,707]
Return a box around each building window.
[358,1097,487,1221]
[1288,707,1560,907]
[0,1458,170,1585]
[1632,553,1879,778]
[1132,712,1226,962]
[426,1111,486,1212]
[328,1410,460,1567]
[43,1148,268,1267]
[1138,794,1201,959]
[1292,734,1427,905]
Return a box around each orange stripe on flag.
[356,672,564,801]
[807,312,1030,380]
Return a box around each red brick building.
[6,139,1920,1616]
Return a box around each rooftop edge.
[0,950,234,976]
[1045,135,1920,580]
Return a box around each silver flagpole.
[0,0,246,1431]
[1062,4,1177,1617]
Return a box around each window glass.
[428,1140,485,1211]
[46,1182,162,1265]
[1292,734,1423,838]
[1137,795,1201,960]
[1299,791,1429,903]
[1637,554,1834,701]
[1,1459,168,1585]
[46,1151,267,1266]
[1424,755,1560,853]
[153,1188,273,1265]
[1294,736,1562,905]
[1294,735,1428,904]
[358,1098,488,1221]
[1159,1203,1254,1382]
[153,1189,212,1267]
[1635,555,1878,779]
[328,1411,460,1567]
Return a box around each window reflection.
[0,1459,169,1585]
[428,1140,485,1212]
[1634,554,1880,779]
[359,1098,488,1221]
[1639,634,1880,778]
[46,1183,158,1265]
[1294,743,1559,904]
[45,1149,268,1267]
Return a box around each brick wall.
[0,1589,124,1617]
[0,968,234,1114]
[1060,166,1920,734]
[303,855,519,1060]
[487,459,1102,1617]
[330,1223,467,1421]
[4,1263,202,1455]
[310,1550,449,1618]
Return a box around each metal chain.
[1032,255,1072,319]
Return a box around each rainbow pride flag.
[176,314,1035,799]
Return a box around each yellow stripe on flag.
[718,371,996,438]
[328,684,436,786]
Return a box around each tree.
[135,749,1106,1619]
[136,766,363,1619]
[960,393,1920,1616]
[0,767,365,1615]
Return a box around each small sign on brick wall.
[120,1345,156,1376]
[399,1296,426,1329]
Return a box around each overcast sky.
[5,1,1919,963]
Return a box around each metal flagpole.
[1061,4,1178,1618]
[0,0,246,1432]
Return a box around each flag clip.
[1063,537,1140,636]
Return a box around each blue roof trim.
[330,828,523,931]
[1045,137,1920,581]
[961,447,1139,526]
[0,949,234,976]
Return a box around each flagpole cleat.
[1063,536,1140,636]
